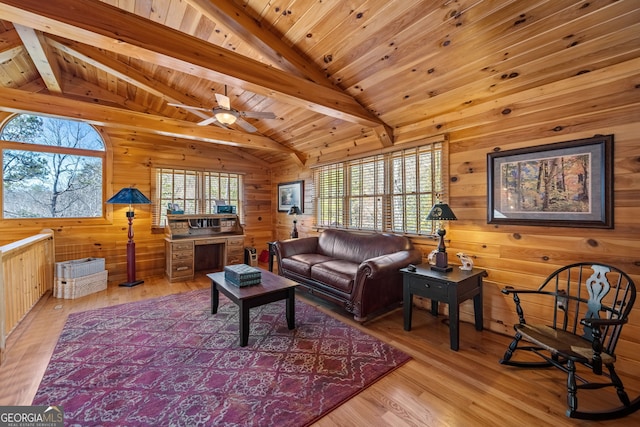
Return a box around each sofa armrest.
[349,248,423,321]
[275,236,319,258]
[358,249,423,278]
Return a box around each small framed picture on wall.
[278,180,304,212]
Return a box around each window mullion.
[344,163,350,228]
[401,153,407,233]
[359,162,363,229]
[196,172,203,214]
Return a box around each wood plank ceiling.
[0,0,637,166]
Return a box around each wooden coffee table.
[207,269,299,346]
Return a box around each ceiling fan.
[168,86,276,133]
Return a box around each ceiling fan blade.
[213,121,231,130]
[197,116,218,126]
[167,103,211,112]
[240,111,276,119]
[215,93,231,110]
[235,117,257,133]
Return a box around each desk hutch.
[164,214,244,282]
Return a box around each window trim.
[0,114,113,227]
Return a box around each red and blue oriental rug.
[33,289,410,426]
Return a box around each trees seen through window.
[0,114,105,219]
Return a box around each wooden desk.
[164,214,245,282]
[401,264,485,351]
[165,235,244,282]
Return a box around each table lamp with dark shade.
[426,200,457,272]
[288,205,301,238]
[106,187,151,287]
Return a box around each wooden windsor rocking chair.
[499,262,640,420]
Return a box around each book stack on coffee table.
[224,264,262,287]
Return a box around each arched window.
[0,114,106,219]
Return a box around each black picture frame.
[278,180,304,212]
[487,135,613,228]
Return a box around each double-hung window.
[152,167,242,227]
[315,138,445,235]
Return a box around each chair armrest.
[501,286,557,325]
[501,286,556,296]
[581,317,628,327]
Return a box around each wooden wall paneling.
[242,170,274,253]
[385,4,639,126]
[312,0,449,90]
[446,125,640,364]
[0,0,638,383]
[0,129,273,285]
[271,166,314,242]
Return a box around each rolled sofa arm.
[275,236,319,258]
[358,248,423,278]
[350,248,423,321]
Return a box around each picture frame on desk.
[278,180,304,212]
[487,134,613,229]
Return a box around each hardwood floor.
[2,268,639,426]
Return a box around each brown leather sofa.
[274,229,423,322]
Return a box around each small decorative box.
[224,263,262,287]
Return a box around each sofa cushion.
[310,259,359,293]
[275,229,424,322]
[281,253,334,276]
[317,229,412,264]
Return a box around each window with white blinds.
[152,167,242,227]
[315,140,444,235]
[349,156,385,230]
[316,163,345,227]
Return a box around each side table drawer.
[405,276,448,300]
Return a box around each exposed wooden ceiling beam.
[47,36,212,121]
[0,86,295,153]
[13,24,62,93]
[60,73,153,112]
[0,0,393,145]
[185,0,334,88]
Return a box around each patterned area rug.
[34,289,410,426]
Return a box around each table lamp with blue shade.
[426,200,457,272]
[106,187,151,287]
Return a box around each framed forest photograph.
[487,135,613,228]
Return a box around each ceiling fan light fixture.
[214,110,237,125]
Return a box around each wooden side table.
[401,264,486,351]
